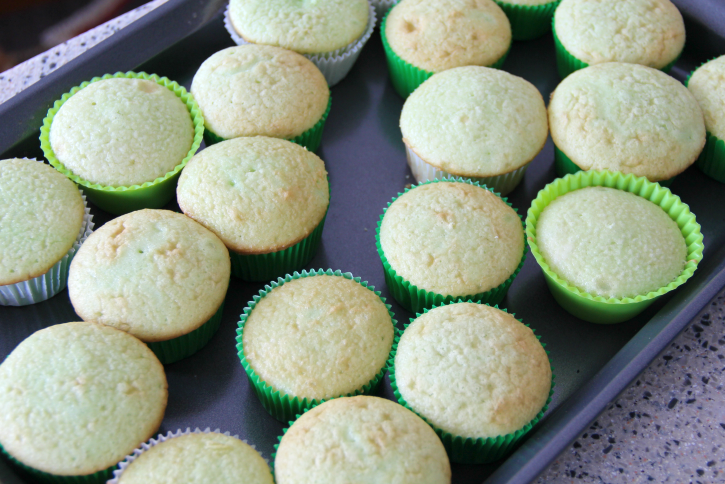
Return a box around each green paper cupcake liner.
[0,443,114,484]
[554,144,675,187]
[146,301,225,365]
[685,61,725,184]
[387,300,555,464]
[203,95,332,154]
[494,0,560,41]
[375,177,527,314]
[526,170,704,324]
[380,9,510,98]
[235,269,397,423]
[39,71,205,215]
[230,206,328,282]
[552,21,680,79]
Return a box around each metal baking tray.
[2,1,725,482]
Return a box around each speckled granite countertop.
[1,2,723,482]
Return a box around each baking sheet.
[1,1,725,483]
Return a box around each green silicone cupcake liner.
[685,61,725,184]
[0,443,114,484]
[554,144,675,187]
[387,300,555,464]
[203,95,332,154]
[552,21,680,79]
[235,269,397,423]
[229,192,329,282]
[39,71,205,215]
[526,170,704,324]
[494,0,560,41]
[375,177,527,314]
[381,9,510,98]
[146,300,225,365]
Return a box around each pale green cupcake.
[0,322,167,483]
[400,66,547,194]
[49,77,194,188]
[554,0,685,71]
[687,56,725,182]
[536,187,687,299]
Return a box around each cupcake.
[382,0,511,98]
[400,66,547,195]
[40,72,204,215]
[225,0,376,86]
[548,62,706,184]
[686,55,725,183]
[390,302,553,463]
[377,179,526,314]
[0,158,93,306]
[274,396,451,484]
[237,270,395,422]
[111,429,273,484]
[553,0,685,78]
[526,171,703,323]
[0,322,167,483]
[191,45,330,151]
[177,137,329,282]
[493,0,560,41]
[68,209,230,364]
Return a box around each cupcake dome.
[115,432,273,484]
[49,77,194,187]
[0,158,84,286]
[191,45,329,142]
[0,322,167,478]
[379,181,524,298]
[241,274,394,403]
[554,0,685,70]
[228,0,369,54]
[400,66,547,188]
[548,62,705,182]
[274,396,451,484]
[177,137,329,256]
[535,186,687,299]
[688,55,725,141]
[385,0,511,73]
[68,209,230,344]
[394,303,551,440]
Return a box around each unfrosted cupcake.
[225,0,375,86]
[68,209,230,364]
[400,66,547,194]
[548,62,706,183]
[274,396,451,484]
[0,158,92,306]
[383,0,511,97]
[687,55,725,182]
[392,302,552,463]
[377,179,525,313]
[112,430,273,484]
[526,171,703,323]
[553,0,685,78]
[536,187,686,299]
[238,270,395,422]
[0,322,167,483]
[42,72,203,214]
[493,0,560,41]
[191,45,330,151]
[177,137,329,281]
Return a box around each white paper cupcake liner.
[404,143,528,196]
[224,1,377,87]
[108,427,267,484]
[371,0,396,20]
[0,163,94,307]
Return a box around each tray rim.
[1,1,724,483]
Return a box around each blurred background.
[0,0,148,72]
